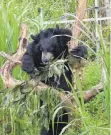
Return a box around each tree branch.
[0,24,28,88]
[0,51,21,63]
[70,0,87,50]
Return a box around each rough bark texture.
[69,0,87,50]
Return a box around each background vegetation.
[0,0,110,135]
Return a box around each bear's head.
[31,25,72,63]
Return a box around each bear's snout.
[42,52,54,63]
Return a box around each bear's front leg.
[21,52,36,78]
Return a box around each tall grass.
[0,0,19,88]
[98,25,110,119]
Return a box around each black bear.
[21,25,88,135]
[22,25,73,92]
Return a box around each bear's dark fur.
[22,26,73,92]
[21,25,88,135]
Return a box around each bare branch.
[0,51,21,64]
[27,78,103,105]
[83,82,103,102]
[24,78,103,122]
[69,0,87,50]
[0,24,28,88]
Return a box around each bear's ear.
[60,28,72,37]
[55,25,59,31]
[53,25,60,34]
[31,34,36,40]
[30,34,40,43]
[59,28,72,43]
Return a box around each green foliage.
[0,0,20,53]
[39,59,68,84]
[0,82,61,134]
[83,61,101,90]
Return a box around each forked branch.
[0,24,28,88]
